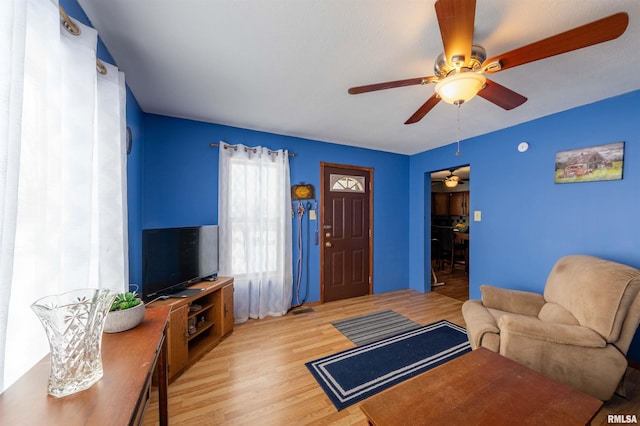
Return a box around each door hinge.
[369,229,372,237]
[369,276,372,284]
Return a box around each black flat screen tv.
[142,225,219,302]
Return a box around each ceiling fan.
[433,169,465,188]
[348,0,629,125]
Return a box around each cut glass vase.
[31,288,116,398]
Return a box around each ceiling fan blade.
[478,79,527,110]
[405,94,441,124]
[482,12,629,73]
[435,0,476,67]
[348,77,437,95]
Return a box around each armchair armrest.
[481,285,545,316]
[498,315,606,348]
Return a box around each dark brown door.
[320,163,373,303]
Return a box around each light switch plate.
[309,210,317,220]
[473,210,482,222]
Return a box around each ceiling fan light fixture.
[444,177,459,188]
[435,72,486,105]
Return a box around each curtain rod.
[59,6,107,75]
[210,143,296,157]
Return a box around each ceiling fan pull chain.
[456,103,462,156]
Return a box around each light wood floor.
[143,289,640,425]
[431,265,469,302]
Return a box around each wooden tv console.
[150,277,234,381]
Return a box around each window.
[228,157,283,275]
[218,143,293,322]
[330,174,365,193]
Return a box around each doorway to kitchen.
[429,165,470,302]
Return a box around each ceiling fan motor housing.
[434,45,486,77]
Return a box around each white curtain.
[0,0,128,392]
[218,142,292,323]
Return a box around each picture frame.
[554,142,624,184]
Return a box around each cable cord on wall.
[294,202,305,305]
[292,201,314,309]
[304,201,312,304]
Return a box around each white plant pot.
[104,302,146,333]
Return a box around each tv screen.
[142,225,219,302]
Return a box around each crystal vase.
[31,288,116,398]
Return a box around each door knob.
[325,232,332,238]
[325,242,333,248]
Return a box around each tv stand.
[151,276,234,382]
[167,288,205,298]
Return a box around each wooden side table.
[0,305,170,426]
[360,348,603,425]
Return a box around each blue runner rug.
[306,319,471,410]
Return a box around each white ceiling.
[77,0,640,155]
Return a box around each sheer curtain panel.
[218,142,293,323]
[0,1,128,392]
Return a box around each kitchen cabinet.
[449,191,469,216]
[432,193,450,216]
[432,191,469,217]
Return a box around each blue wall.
[410,90,640,296]
[139,114,410,303]
[124,94,145,290]
[410,90,640,359]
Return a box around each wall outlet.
[309,210,317,220]
[473,210,482,222]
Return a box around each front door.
[320,163,372,303]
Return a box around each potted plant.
[103,291,145,333]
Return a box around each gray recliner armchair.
[462,254,640,400]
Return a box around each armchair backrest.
[544,255,640,344]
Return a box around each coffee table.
[359,347,603,425]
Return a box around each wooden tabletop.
[360,348,603,426]
[0,305,170,426]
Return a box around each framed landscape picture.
[554,142,624,184]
